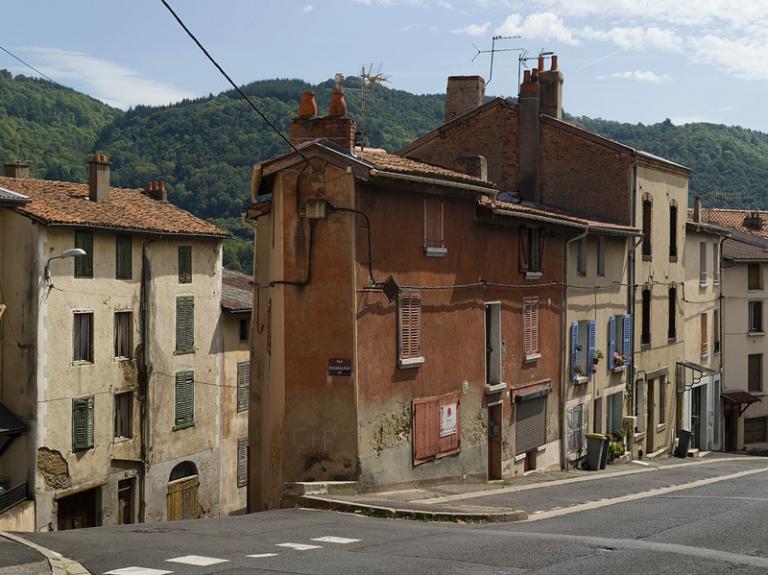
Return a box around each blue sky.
[3,0,768,131]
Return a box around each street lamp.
[45,248,86,283]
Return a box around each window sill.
[656,423,666,433]
[114,356,133,363]
[611,366,626,374]
[524,353,541,363]
[174,422,195,431]
[641,343,651,350]
[701,353,710,360]
[668,337,677,343]
[514,453,527,463]
[72,360,94,366]
[72,446,94,453]
[573,375,590,385]
[748,332,765,337]
[113,436,132,444]
[669,255,678,263]
[485,382,508,395]
[633,432,646,441]
[699,281,709,289]
[642,255,652,262]
[424,246,447,258]
[174,349,196,355]
[524,271,543,281]
[398,356,425,369]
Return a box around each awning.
[677,360,718,392]
[722,391,762,416]
[0,403,26,456]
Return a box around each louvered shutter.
[176,296,195,353]
[116,235,132,279]
[608,315,617,369]
[237,362,250,412]
[587,320,596,377]
[519,227,530,272]
[399,291,421,360]
[700,242,707,284]
[72,397,94,451]
[622,314,631,366]
[237,437,248,487]
[175,371,195,428]
[424,195,444,249]
[523,298,539,355]
[570,321,580,380]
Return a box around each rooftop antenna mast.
[471,35,523,87]
[358,63,390,150]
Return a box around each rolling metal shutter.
[516,394,547,455]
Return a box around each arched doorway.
[167,461,200,521]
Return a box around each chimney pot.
[328,90,348,118]
[144,179,167,202]
[290,81,356,151]
[531,68,540,83]
[539,59,564,120]
[88,154,110,202]
[299,92,318,118]
[3,161,30,179]
[550,55,558,71]
[538,55,545,71]
[523,70,531,83]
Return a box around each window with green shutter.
[72,396,94,451]
[175,296,195,354]
[74,231,93,278]
[174,371,195,429]
[178,246,192,284]
[237,361,250,412]
[115,235,132,279]
[237,437,248,487]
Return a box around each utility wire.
[158,0,306,160]
[0,44,53,82]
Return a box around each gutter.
[20,217,230,240]
[368,168,497,196]
[492,207,640,237]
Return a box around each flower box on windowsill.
[573,375,589,385]
[398,356,425,369]
[424,246,447,258]
[611,365,626,374]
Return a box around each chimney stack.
[693,196,702,223]
[518,67,540,203]
[88,154,110,202]
[289,79,356,151]
[539,54,563,119]
[144,180,168,202]
[444,76,485,121]
[455,155,488,181]
[3,161,30,179]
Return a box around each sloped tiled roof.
[690,208,768,239]
[722,239,768,262]
[0,186,29,205]
[358,148,494,187]
[0,176,228,238]
[222,268,253,312]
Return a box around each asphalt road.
[15,456,768,574]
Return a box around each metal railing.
[0,482,28,515]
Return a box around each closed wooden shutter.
[115,235,132,279]
[608,315,617,368]
[699,242,707,284]
[713,243,720,284]
[523,298,539,355]
[424,195,444,249]
[700,313,708,353]
[748,354,762,392]
[516,395,547,455]
[178,246,192,284]
[399,291,422,360]
[237,361,250,412]
[72,396,94,451]
[622,314,631,365]
[518,227,530,272]
[175,371,195,428]
[413,393,460,464]
[74,231,93,277]
[176,296,195,353]
[587,320,596,376]
[570,321,580,380]
[237,437,248,487]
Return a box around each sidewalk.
[297,453,765,523]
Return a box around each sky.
[3,0,768,131]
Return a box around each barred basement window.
[237,437,248,488]
[74,230,93,278]
[176,296,195,354]
[114,311,133,359]
[178,245,192,284]
[72,396,94,451]
[73,312,94,363]
[237,361,250,412]
[398,290,423,366]
[114,392,133,439]
[115,235,132,280]
[174,371,195,430]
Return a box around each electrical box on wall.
[303,198,327,219]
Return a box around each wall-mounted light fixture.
[45,248,86,283]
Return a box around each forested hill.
[3,69,768,269]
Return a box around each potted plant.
[593,350,604,365]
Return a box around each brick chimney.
[444,76,485,121]
[3,161,30,179]
[290,80,355,151]
[518,68,540,203]
[455,155,488,181]
[693,196,702,223]
[744,211,763,231]
[539,55,563,119]
[88,154,111,202]
[144,180,168,202]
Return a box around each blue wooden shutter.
[587,320,596,376]
[608,315,617,369]
[622,314,632,365]
[570,321,580,381]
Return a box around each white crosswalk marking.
[104,568,173,575]
[276,543,323,550]
[166,556,229,566]
[246,553,279,558]
[311,537,361,544]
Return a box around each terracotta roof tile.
[357,149,495,188]
[689,208,768,239]
[0,176,228,237]
[222,268,253,312]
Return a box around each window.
[73,312,94,363]
[607,391,624,433]
[114,311,133,359]
[115,235,132,280]
[700,313,708,356]
[642,198,652,258]
[174,371,195,429]
[749,301,763,333]
[744,417,768,444]
[114,392,133,439]
[668,287,677,341]
[712,243,720,285]
[176,296,195,353]
[520,228,543,275]
[424,194,445,255]
[237,437,248,487]
[576,238,586,276]
[634,379,645,433]
[608,314,631,369]
[485,302,502,384]
[658,377,666,425]
[699,242,708,286]
[748,263,762,290]
[714,309,721,354]
[748,354,763,392]
[641,288,651,346]
[597,237,605,276]
[570,319,595,381]
[399,291,423,366]
[412,393,460,464]
[237,361,250,412]
[178,246,192,284]
[523,298,539,359]
[669,204,678,260]
[74,231,93,278]
[72,396,94,451]
[239,318,250,342]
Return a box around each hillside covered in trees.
[2,69,768,269]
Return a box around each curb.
[297,495,528,523]
[0,531,91,575]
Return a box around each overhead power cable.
[158,0,306,160]
[0,44,53,82]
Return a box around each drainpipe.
[629,153,638,455]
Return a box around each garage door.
[516,395,547,455]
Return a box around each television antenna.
[517,49,555,88]
[471,35,522,87]
[358,63,390,150]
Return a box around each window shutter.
[175,371,195,428]
[523,298,538,355]
[700,242,707,284]
[570,321,580,380]
[581,402,589,454]
[713,243,720,284]
[622,314,631,366]
[519,228,530,272]
[72,397,94,451]
[176,296,195,353]
[537,230,544,272]
[75,231,94,277]
[587,320,596,376]
[566,407,576,454]
[116,235,132,279]
[399,291,421,360]
[237,362,250,412]
[237,437,248,487]
[424,195,444,249]
[608,315,617,369]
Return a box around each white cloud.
[21,47,194,109]
[496,12,579,45]
[451,22,490,36]
[302,4,314,12]
[581,25,683,52]
[602,70,672,84]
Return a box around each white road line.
[104,568,173,575]
[166,555,229,566]
[246,553,279,558]
[311,537,361,544]
[276,543,323,551]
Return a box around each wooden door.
[488,403,502,480]
[57,488,98,531]
[167,476,200,521]
[646,379,656,453]
[117,479,134,525]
